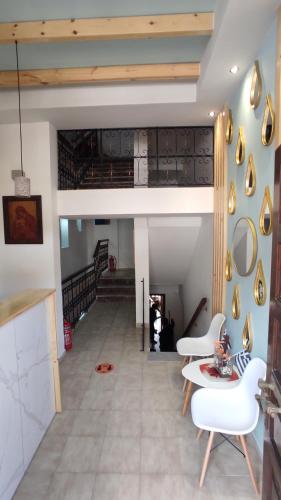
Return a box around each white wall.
[134,217,149,326]
[58,187,213,218]
[150,284,183,341]
[0,122,65,357]
[182,215,213,337]
[60,219,91,279]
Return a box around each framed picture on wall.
[2,196,43,244]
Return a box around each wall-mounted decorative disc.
[235,127,246,165]
[242,314,253,352]
[259,186,273,236]
[250,61,262,109]
[261,94,275,146]
[225,249,232,281]
[232,285,240,319]
[245,153,256,197]
[225,109,234,145]
[254,259,267,306]
[228,180,236,215]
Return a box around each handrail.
[62,239,109,324]
[181,297,207,338]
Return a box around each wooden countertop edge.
[0,288,56,327]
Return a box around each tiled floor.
[13,302,262,500]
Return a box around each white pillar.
[134,217,149,327]
[134,129,148,187]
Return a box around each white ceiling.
[0,0,280,127]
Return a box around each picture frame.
[2,195,43,244]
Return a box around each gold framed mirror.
[242,314,253,352]
[235,127,246,165]
[259,186,273,235]
[232,285,240,319]
[250,61,262,109]
[228,180,236,215]
[261,94,275,146]
[225,109,233,145]
[225,249,232,281]
[254,259,267,306]
[232,217,257,276]
[245,153,256,197]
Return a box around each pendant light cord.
[15,40,24,176]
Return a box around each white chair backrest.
[239,357,267,399]
[205,313,226,341]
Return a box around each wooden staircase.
[79,162,134,189]
[96,269,135,302]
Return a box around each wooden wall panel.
[212,110,228,315]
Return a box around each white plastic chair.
[191,358,266,494]
[176,313,225,390]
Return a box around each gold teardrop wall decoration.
[225,249,232,281]
[259,186,273,236]
[242,314,253,352]
[250,61,262,109]
[245,153,256,197]
[235,127,246,165]
[228,180,236,215]
[225,109,233,145]
[254,259,267,306]
[232,285,240,319]
[261,94,275,146]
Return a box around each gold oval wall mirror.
[228,180,236,215]
[225,249,232,281]
[250,61,262,109]
[232,217,257,276]
[242,314,253,352]
[254,259,267,306]
[259,186,273,235]
[245,153,256,197]
[235,127,246,165]
[232,285,240,319]
[262,94,275,146]
[225,109,234,145]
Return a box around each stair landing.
[96,268,135,302]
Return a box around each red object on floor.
[200,362,239,382]
[64,319,73,351]
[95,363,114,373]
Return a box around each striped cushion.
[234,350,251,376]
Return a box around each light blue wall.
[225,21,277,454]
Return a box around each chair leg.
[239,435,259,495]
[182,356,192,392]
[181,380,193,416]
[196,428,204,440]
[199,431,215,487]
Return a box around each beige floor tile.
[106,411,141,437]
[71,410,108,436]
[140,474,194,500]
[57,436,103,472]
[28,435,67,472]
[141,437,200,475]
[46,472,95,500]
[111,388,142,411]
[98,437,141,473]
[48,410,78,436]
[80,389,114,410]
[93,473,139,500]
[141,410,196,438]
[142,388,183,411]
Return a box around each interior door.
[261,146,281,499]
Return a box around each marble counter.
[0,289,60,500]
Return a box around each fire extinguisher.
[109,255,117,272]
[63,319,73,351]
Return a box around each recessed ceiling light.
[230,65,239,74]
[208,111,215,117]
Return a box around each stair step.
[79,183,134,189]
[96,295,135,302]
[83,176,133,182]
[97,287,135,295]
[98,278,135,286]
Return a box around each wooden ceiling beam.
[0,13,213,44]
[0,63,200,88]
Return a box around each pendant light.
[14,40,31,197]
